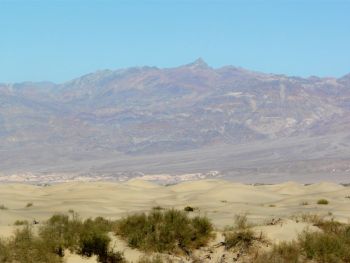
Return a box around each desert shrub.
[14,220,29,226]
[224,228,255,250]
[0,239,12,263]
[314,219,344,234]
[317,199,329,205]
[26,202,33,208]
[299,230,350,262]
[78,230,110,257]
[39,213,124,262]
[300,201,309,206]
[0,204,8,210]
[39,213,82,256]
[224,214,256,250]
[254,219,350,263]
[5,226,62,263]
[115,209,213,254]
[184,206,194,212]
[152,206,164,210]
[0,213,124,263]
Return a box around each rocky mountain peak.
[184,58,210,69]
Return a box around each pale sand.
[1,179,350,262]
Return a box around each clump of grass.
[0,204,8,210]
[317,199,329,205]
[26,202,33,208]
[300,201,309,206]
[115,209,213,254]
[268,204,276,207]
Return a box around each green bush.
[115,209,213,254]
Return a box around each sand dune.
[1,179,350,262]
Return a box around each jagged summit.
[184,58,210,69]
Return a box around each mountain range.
[1,59,350,182]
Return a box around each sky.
[0,0,349,83]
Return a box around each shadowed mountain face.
[1,59,350,181]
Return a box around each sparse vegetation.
[3,209,350,263]
[0,213,125,263]
[317,199,329,205]
[115,209,213,254]
[300,201,309,206]
[254,217,350,263]
[26,202,33,208]
[0,204,8,210]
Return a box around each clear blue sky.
[1,0,349,83]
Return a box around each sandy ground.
[1,179,350,262]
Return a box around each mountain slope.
[0,59,349,181]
